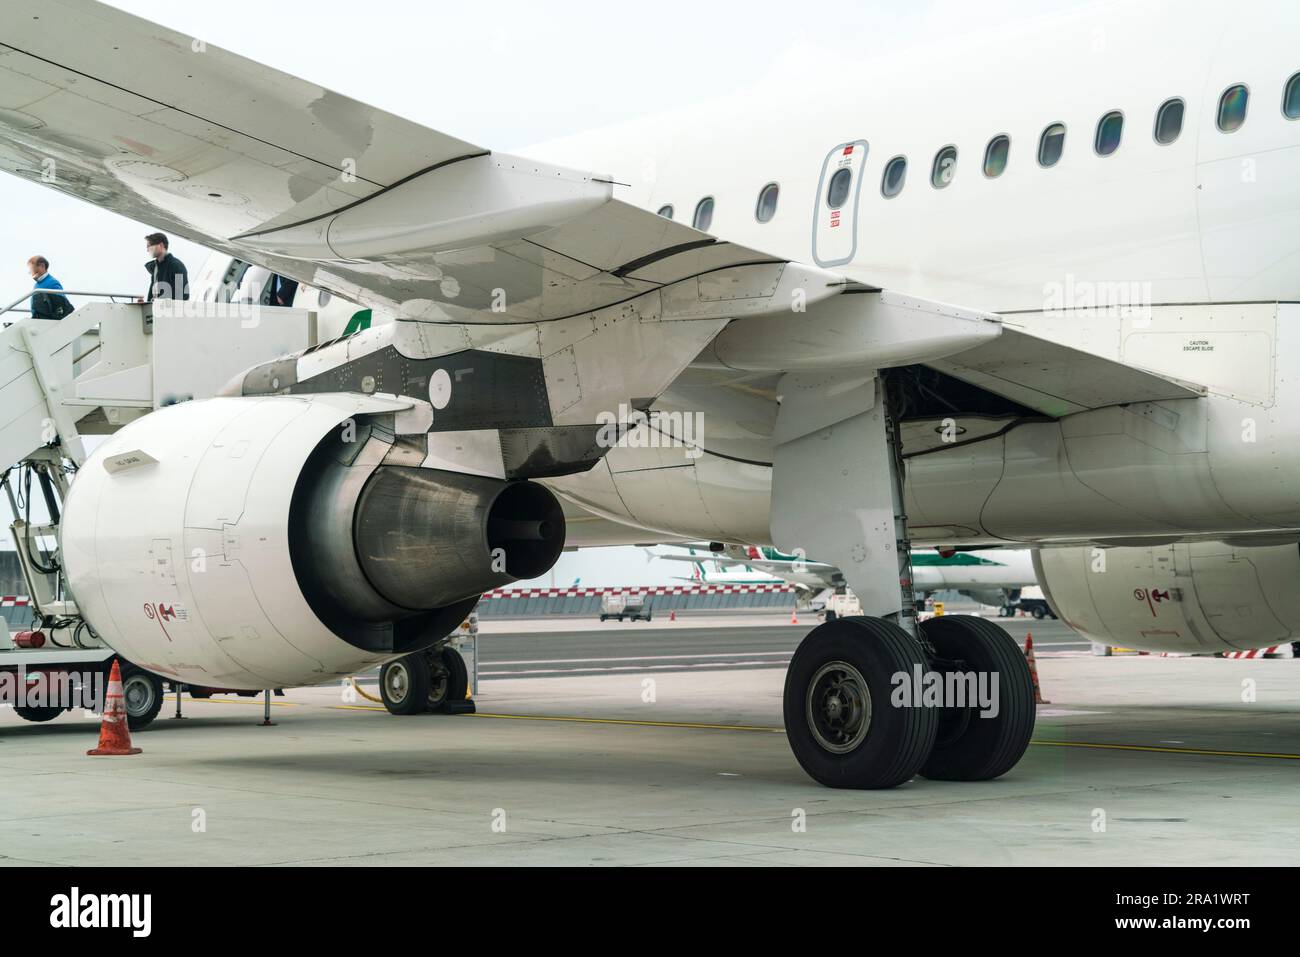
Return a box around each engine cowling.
[60,394,564,688]
[1035,542,1300,653]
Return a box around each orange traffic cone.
[669,609,677,622]
[87,660,142,756]
[1024,633,1051,705]
[791,608,799,625]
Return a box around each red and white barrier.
[1223,646,1294,659]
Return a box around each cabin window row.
[653,73,1300,225]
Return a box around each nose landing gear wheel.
[918,615,1036,781]
[784,617,938,789]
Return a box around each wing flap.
[927,327,1207,416]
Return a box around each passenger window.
[692,197,714,232]
[657,205,674,219]
[1217,84,1249,132]
[755,183,780,223]
[1284,73,1300,119]
[1154,98,1184,144]
[826,168,853,209]
[982,136,1009,178]
[1038,123,1066,167]
[1094,111,1124,156]
[881,156,907,197]
[930,145,957,188]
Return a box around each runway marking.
[468,712,784,733]
[480,660,790,677]
[486,651,793,665]
[183,697,299,708]
[1029,740,1300,760]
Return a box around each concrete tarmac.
[1,615,1296,866]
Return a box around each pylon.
[791,608,799,625]
[669,609,677,622]
[1024,633,1051,705]
[87,660,142,756]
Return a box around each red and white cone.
[87,660,142,756]
[669,609,677,622]
[1024,633,1051,705]
[790,608,799,625]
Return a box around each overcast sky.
[0,0,1084,585]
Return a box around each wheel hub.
[123,676,153,715]
[806,660,872,753]
[384,664,409,702]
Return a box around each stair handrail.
[1,289,141,319]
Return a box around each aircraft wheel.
[14,706,63,723]
[121,665,165,731]
[426,647,468,713]
[918,615,1035,781]
[784,617,938,789]
[380,655,431,715]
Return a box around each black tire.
[120,665,165,731]
[600,615,607,622]
[380,654,431,715]
[14,706,63,723]
[824,610,838,622]
[426,647,468,713]
[784,617,938,789]
[918,616,1036,782]
[1031,605,1046,620]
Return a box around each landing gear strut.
[777,373,1035,788]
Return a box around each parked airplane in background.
[3,0,1300,790]
[650,544,1038,611]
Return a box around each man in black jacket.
[144,232,189,301]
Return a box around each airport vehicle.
[999,586,1057,620]
[600,592,652,622]
[3,0,1300,789]
[0,632,165,731]
[823,592,863,622]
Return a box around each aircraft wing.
[0,0,1211,426]
[0,0,852,324]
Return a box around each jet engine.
[1034,541,1300,653]
[60,394,564,688]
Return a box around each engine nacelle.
[1035,542,1300,653]
[61,394,564,688]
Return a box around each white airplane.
[1,0,1298,789]
[650,544,1038,611]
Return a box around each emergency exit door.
[812,140,868,267]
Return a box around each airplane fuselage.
[520,0,1300,552]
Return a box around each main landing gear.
[771,370,1037,789]
[784,614,1036,788]
[379,646,472,716]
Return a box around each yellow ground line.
[182,697,299,708]
[177,698,1300,757]
[1029,740,1300,759]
